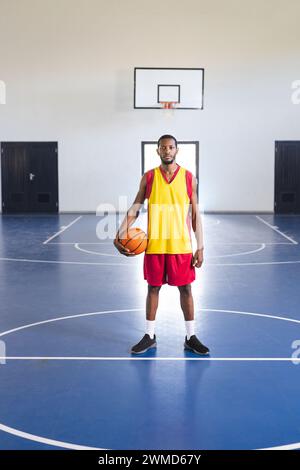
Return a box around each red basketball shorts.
[143,253,196,286]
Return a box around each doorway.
[275,141,300,214]
[1,142,59,213]
[141,140,199,196]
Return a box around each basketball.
[119,227,147,254]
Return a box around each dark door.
[1,142,58,213]
[275,141,300,214]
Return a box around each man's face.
[157,138,178,165]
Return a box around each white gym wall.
[0,0,299,212]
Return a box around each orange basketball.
[119,227,147,255]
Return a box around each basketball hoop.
[160,101,177,119]
[160,101,177,109]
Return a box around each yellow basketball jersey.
[146,165,192,254]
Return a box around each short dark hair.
[158,134,178,148]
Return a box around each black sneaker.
[184,335,210,355]
[131,334,157,354]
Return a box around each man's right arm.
[113,173,147,256]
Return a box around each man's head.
[157,135,178,165]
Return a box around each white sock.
[146,320,155,339]
[185,320,195,340]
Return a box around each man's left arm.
[190,176,204,268]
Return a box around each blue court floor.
[0,213,300,450]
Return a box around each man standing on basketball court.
[114,135,209,355]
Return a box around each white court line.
[3,256,300,267]
[209,242,294,245]
[0,307,300,451]
[208,260,300,266]
[0,308,143,338]
[256,216,298,245]
[1,306,300,354]
[0,257,133,266]
[48,242,112,244]
[74,243,120,257]
[210,242,294,245]
[260,442,300,450]
[75,243,267,259]
[0,424,104,450]
[208,243,266,259]
[47,241,295,245]
[0,420,297,452]
[1,356,300,362]
[43,216,82,245]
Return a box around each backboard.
[134,68,204,109]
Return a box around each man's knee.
[178,284,192,295]
[148,284,162,293]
